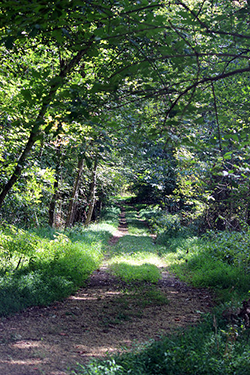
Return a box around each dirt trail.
[0,207,214,375]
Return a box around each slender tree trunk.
[0,81,60,207]
[49,179,59,227]
[65,157,85,228]
[49,144,61,227]
[85,157,98,226]
[0,43,93,209]
[0,132,35,207]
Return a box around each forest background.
[0,1,250,373]
[0,0,249,230]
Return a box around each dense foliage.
[0,1,250,372]
[0,0,249,230]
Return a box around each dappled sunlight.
[0,340,46,373]
[11,340,42,350]
[0,204,216,374]
[0,358,43,366]
[70,290,122,301]
[107,230,167,270]
[109,234,159,253]
[73,343,123,358]
[108,254,166,268]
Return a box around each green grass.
[161,232,250,302]
[0,209,118,317]
[136,208,250,302]
[125,205,150,235]
[109,262,161,283]
[107,233,166,285]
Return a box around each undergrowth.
[0,207,119,317]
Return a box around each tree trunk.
[0,132,37,207]
[49,144,61,227]
[85,157,98,226]
[0,43,93,209]
[65,157,85,228]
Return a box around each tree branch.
[109,51,250,80]
[165,66,250,118]
[176,0,250,40]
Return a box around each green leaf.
[224,152,232,160]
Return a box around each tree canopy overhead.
[0,0,249,228]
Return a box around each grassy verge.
[0,206,119,317]
[162,232,250,303]
[138,206,250,303]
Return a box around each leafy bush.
[188,258,248,290]
[166,231,250,300]
[139,208,190,243]
[0,271,74,316]
[72,359,124,375]
[139,205,162,227]
[202,230,250,274]
[0,225,39,272]
[41,242,101,287]
[100,205,121,227]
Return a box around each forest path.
[0,206,213,375]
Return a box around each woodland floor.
[0,210,214,375]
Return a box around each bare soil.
[0,210,214,375]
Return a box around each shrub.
[0,271,74,316]
[0,225,39,272]
[202,230,250,274]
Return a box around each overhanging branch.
[165,66,250,118]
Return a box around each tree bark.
[85,157,98,226]
[49,144,61,227]
[65,156,85,228]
